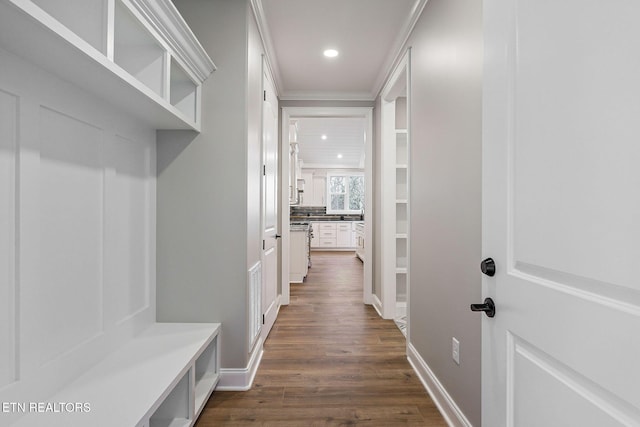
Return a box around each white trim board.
[407,343,473,427]
[217,337,264,391]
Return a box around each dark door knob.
[480,258,496,276]
[470,298,496,318]
[275,234,282,239]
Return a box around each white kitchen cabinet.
[312,175,326,206]
[311,222,356,250]
[301,171,314,206]
[300,171,326,207]
[351,222,357,247]
[310,222,320,248]
[356,222,365,261]
[289,229,309,282]
[289,141,299,204]
[336,223,352,247]
[317,222,337,248]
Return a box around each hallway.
[196,252,446,426]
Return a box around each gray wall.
[156,0,255,368]
[389,0,483,424]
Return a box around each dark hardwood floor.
[195,251,447,426]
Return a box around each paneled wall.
[0,47,155,409]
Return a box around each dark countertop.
[290,223,310,231]
[290,215,363,222]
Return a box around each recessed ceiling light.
[337,154,343,159]
[323,49,339,58]
[321,134,327,140]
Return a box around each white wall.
[376,0,484,424]
[0,47,156,420]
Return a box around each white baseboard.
[372,294,383,318]
[217,338,264,391]
[407,343,473,427]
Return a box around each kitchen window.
[327,172,364,214]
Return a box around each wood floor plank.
[195,251,446,426]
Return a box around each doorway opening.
[280,107,373,307]
[379,50,411,339]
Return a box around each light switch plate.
[452,337,460,365]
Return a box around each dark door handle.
[480,258,496,276]
[470,298,496,318]
[275,234,281,239]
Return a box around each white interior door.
[483,1,640,425]
[261,63,279,340]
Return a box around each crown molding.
[129,0,216,83]
[371,0,428,99]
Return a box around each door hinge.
[263,240,265,250]
[263,165,266,176]
[263,90,266,101]
[262,314,265,324]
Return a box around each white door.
[482,1,640,425]
[261,63,279,340]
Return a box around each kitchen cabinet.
[289,227,309,282]
[356,222,365,261]
[310,222,320,248]
[301,171,313,206]
[300,172,326,207]
[336,223,352,247]
[289,141,299,204]
[317,222,337,248]
[312,175,326,206]
[351,222,357,247]
[310,221,356,250]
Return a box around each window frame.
[326,172,365,214]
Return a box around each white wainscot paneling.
[248,261,261,352]
[0,89,17,388]
[103,134,151,325]
[37,106,104,365]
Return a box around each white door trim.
[280,106,374,305]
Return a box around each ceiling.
[255,0,425,101]
[295,117,366,169]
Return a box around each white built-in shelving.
[0,0,215,131]
[395,127,409,299]
[380,51,410,321]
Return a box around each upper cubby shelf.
[0,0,215,131]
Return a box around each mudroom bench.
[12,323,221,427]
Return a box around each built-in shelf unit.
[0,1,219,425]
[380,51,411,323]
[0,0,215,131]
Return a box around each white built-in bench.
[12,323,221,427]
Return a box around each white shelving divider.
[170,58,198,123]
[194,336,220,418]
[0,0,215,131]
[149,371,191,427]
